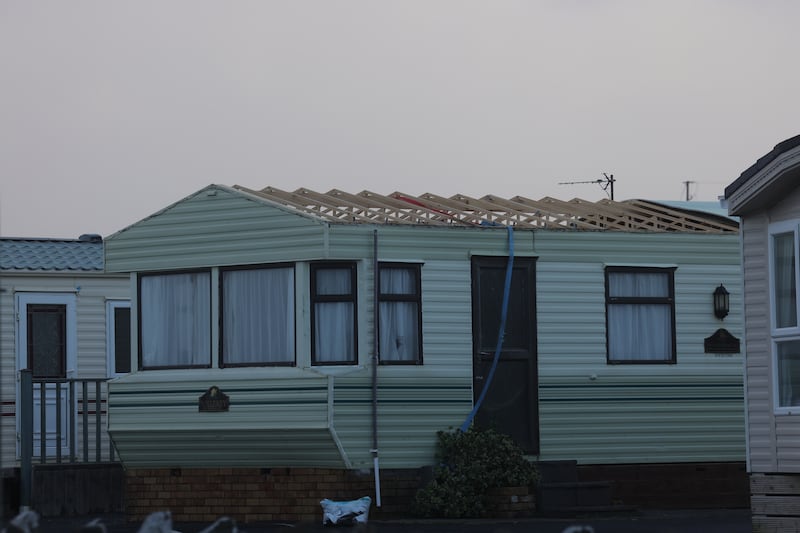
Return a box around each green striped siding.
[535,232,744,464]
[105,186,328,272]
[107,373,472,469]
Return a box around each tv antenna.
[559,173,615,201]
[682,180,695,201]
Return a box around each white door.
[16,292,77,458]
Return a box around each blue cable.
[460,225,514,432]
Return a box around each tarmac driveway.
[27,508,751,533]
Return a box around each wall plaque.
[199,386,230,412]
[704,328,741,354]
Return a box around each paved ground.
[21,508,752,533]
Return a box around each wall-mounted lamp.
[713,284,730,320]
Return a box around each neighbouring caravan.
[103,185,746,522]
[0,235,130,515]
[725,133,800,532]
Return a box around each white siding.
[746,185,800,473]
[0,271,129,467]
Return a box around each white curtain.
[314,268,354,363]
[223,267,294,364]
[778,340,800,407]
[379,267,419,362]
[608,271,672,361]
[140,272,210,367]
[774,232,797,329]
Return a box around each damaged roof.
[235,185,739,233]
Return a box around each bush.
[412,426,538,518]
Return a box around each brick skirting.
[577,462,749,509]
[125,467,422,523]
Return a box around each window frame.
[769,220,800,413]
[310,261,358,366]
[769,220,800,336]
[106,300,131,377]
[378,262,423,365]
[604,266,677,365]
[137,269,212,370]
[26,303,68,378]
[218,263,297,368]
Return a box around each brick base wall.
[125,467,422,523]
[577,462,749,509]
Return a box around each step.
[537,480,614,511]
[535,460,578,483]
[536,503,639,517]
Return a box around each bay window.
[139,271,211,369]
[221,265,295,366]
[311,262,357,364]
[378,263,422,364]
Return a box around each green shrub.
[412,426,539,518]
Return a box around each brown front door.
[471,256,539,454]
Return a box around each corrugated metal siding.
[536,231,745,464]
[0,272,130,467]
[105,186,328,272]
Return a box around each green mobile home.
[104,184,745,522]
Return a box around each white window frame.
[106,300,131,377]
[769,219,800,414]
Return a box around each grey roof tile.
[0,237,104,271]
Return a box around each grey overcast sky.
[1,1,798,239]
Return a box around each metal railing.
[18,369,119,510]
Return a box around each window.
[27,304,67,378]
[107,300,131,376]
[139,271,211,369]
[777,340,800,407]
[770,221,800,409]
[773,227,799,331]
[311,262,357,364]
[378,263,422,364]
[221,265,295,366]
[605,266,676,364]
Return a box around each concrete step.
[537,480,615,512]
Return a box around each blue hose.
[460,225,514,432]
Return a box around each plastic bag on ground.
[319,496,372,526]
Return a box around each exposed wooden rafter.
[233,185,738,233]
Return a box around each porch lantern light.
[713,283,730,320]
